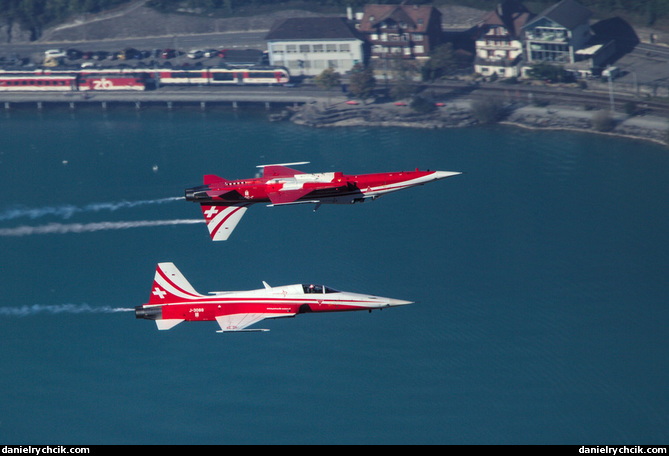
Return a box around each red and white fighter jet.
[185,162,461,240]
[135,262,413,332]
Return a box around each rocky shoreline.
[288,99,669,146]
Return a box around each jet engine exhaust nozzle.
[185,186,210,202]
[135,305,162,320]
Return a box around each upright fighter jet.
[136,263,413,332]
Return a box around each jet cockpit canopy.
[302,284,340,294]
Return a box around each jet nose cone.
[433,171,462,180]
[387,298,414,307]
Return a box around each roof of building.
[265,16,359,41]
[525,0,592,30]
[479,0,534,38]
[358,4,441,33]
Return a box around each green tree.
[314,67,341,91]
[421,43,458,82]
[388,54,418,101]
[348,63,376,102]
[471,97,504,124]
[592,110,616,131]
[313,67,341,106]
[410,96,436,114]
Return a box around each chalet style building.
[521,0,592,64]
[474,0,534,78]
[265,17,365,76]
[357,4,442,60]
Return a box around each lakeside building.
[519,0,615,77]
[357,4,442,60]
[521,0,592,64]
[265,17,365,77]
[474,0,534,78]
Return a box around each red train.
[0,66,290,92]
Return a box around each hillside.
[1,0,485,44]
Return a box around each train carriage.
[0,74,77,91]
[208,67,289,85]
[155,69,208,85]
[77,72,151,91]
[156,66,289,86]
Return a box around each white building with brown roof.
[474,0,534,78]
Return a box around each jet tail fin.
[149,262,204,304]
[200,203,249,241]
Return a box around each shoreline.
[287,98,669,146]
[1,89,666,146]
[499,120,669,147]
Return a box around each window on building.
[313,44,324,53]
[339,43,350,52]
[286,45,297,53]
[326,44,337,52]
[300,44,310,53]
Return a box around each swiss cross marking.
[204,206,219,218]
[152,287,167,299]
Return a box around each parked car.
[66,49,82,60]
[44,49,66,58]
[203,49,218,58]
[161,49,176,59]
[120,48,138,60]
[187,49,204,59]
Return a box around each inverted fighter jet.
[185,162,461,240]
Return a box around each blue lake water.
[0,107,667,444]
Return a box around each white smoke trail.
[0,219,204,237]
[0,304,134,317]
[0,197,184,222]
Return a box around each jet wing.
[267,188,314,205]
[215,313,295,332]
[262,165,306,178]
[200,203,250,241]
[267,181,351,205]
